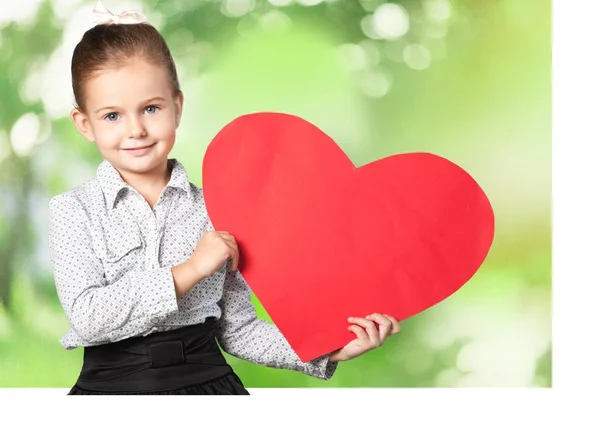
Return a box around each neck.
[119,160,171,208]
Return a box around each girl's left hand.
[329,313,401,363]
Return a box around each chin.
[117,158,165,174]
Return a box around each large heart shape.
[202,112,495,363]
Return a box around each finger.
[366,313,393,343]
[221,238,238,252]
[215,236,238,267]
[348,317,380,346]
[218,232,237,244]
[347,324,370,344]
[383,314,401,334]
[225,242,239,271]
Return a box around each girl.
[48,1,401,395]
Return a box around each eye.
[104,112,120,121]
[144,105,159,114]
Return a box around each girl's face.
[71,57,183,181]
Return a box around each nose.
[128,116,147,138]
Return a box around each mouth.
[123,143,156,151]
[122,143,157,155]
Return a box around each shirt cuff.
[139,266,179,320]
[307,353,339,380]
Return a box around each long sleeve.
[48,194,179,346]
[214,268,338,380]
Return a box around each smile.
[122,143,156,156]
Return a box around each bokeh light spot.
[403,43,432,70]
[259,10,292,34]
[360,69,392,98]
[424,0,452,21]
[10,113,40,158]
[372,3,410,40]
[268,0,294,6]
[222,0,255,18]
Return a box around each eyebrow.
[94,97,167,114]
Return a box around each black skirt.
[67,318,250,395]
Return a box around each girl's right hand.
[188,230,239,281]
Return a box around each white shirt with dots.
[48,158,336,380]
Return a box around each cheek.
[153,117,177,140]
[93,123,122,143]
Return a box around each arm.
[214,268,338,381]
[48,194,180,344]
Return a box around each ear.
[174,91,184,128]
[70,107,96,143]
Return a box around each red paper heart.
[202,112,495,363]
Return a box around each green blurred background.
[0,0,551,388]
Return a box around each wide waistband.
[75,318,233,393]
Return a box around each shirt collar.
[167,158,192,198]
[97,158,192,209]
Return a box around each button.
[151,317,159,323]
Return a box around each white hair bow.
[91,0,148,26]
